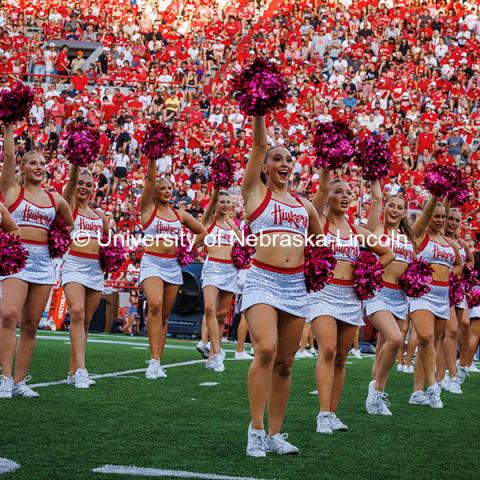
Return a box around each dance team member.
[241,116,323,457]
[436,206,473,391]
[465,251,480,372]
[62,165,109,389]
[201,188,240,372]
[139,156,205,379]
[408,198,462,408]
[309,172,394,433]
[0,123,73,399]
[364,180,415,415]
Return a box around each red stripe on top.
[7,186,24,213]
[46,190,56,209]
[170,206,182,224]
[143,208,158,229]
[324,219,357,239]
[417,234,429,254]
[207,221,216,234]
[249,189,272,223]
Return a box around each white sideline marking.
[0,458,20,474]
[199,382,219,387]
[93,465,273,480]
[310,390,318,395]
[29,359,204,389]
[132,347,148,350]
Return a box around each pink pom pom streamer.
[352,250,384,300]
[140,120,176,159]
[448,172,469,207]
[176,234,196,267]
[231,58,289,116]
[462,266,479,293]
[424,164,457,198]
[210,154,235,189]
[62,121,100,167]
[467,288,480,309]
[354,135,393,181]
[99,234,127,273]
[232,225,256,270]
[0,81,35,124]
[449,273,465,307]
[313,120,355,171]
[0,232,29,276]
[304,245,337,293]
[48,216,72,259]
[398,259,433,298]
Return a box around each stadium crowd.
[0,0,479,284]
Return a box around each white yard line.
[29,359,205,389]
[93,465,274,480]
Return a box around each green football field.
[1,330,479,480]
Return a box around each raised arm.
[0,204,20,235]
[1,124,20,198]
[139,157,156,213]
[201,187,219,227]
[366,179,383,234]
[460,238,474,268]
[312,168,330,220]
[411,196,437,240]
[445,236,464,276]
[62,164,80,208]
[179,210,207,247]
[357,225,395,268]
[241,116,268,201]
[443,197,451,220]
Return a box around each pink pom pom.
[399,259,433,298]
[467,288,480,309]
[0,81,35,124]
[448,171,469,207]
[61,120,100,167]
[0,232,29,276]
[232,225,256,270]
[231,58,289,116]
[449,272,465,306]
[424,164,457,198]
[462,266,479,293]
[99,234,127,273]
[176,236,196,267]
[140,120,176,159]
[210,154,235,189]
[352,250,384,300]
[354,135,393,181]
[48,216,72,258]
[304,245,337,293]
[313,120,355,171]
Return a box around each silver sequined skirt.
[409,283,449,320]
[201,258,239,293]
[62,252,104,292]
[0,241,56,285]
[364,284,408,320]
[456,296,467,310]
[139,253,183,285]
[308,281,364,326]
[241,261,308,318]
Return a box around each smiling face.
[445,209,461,235]
[216,192,232,216]
[327,181,353,214]
[153,178,173,204]
[21,153,46,184]
[76,172,94,202]
[384,195,406,227]
[263,146,292,188]
[428,204,447,233]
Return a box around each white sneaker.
[439,378,450,390]
[12,376,40,398]
[330,413,348,431]
[0,375,14,399]
[246,425,267,457]
[249,347,255,356]
[145,359,161,379]
[467,363,480,373]
[309,348,318,356]
[295,351,306,359]
[157,366,167,378]
[426,384,443,409]
[402,365,414,373]
[408,391,429,405]
[350,349,362,359]
[445,377,462,394]
[213,354,225,373]
[365,381,393,415]
[67,373,96,386]
[219,349,226,361]
[302,350,314,358]
[196,341,209,359]
[234,351,253,360]
[457,367,469,384]
[266,433,299,455]
[396,364,403,372]
[74,368,90,389]
[316,412,333,434]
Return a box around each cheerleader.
[62,165,109,389]
[363,180,415,415]
[408,199,462,408]
[140,157,205,379]
[0,123,73,399]
[436,206,473,391]
[241,116,323,457]
[309,171,394,433]
[200,188,240,372]
[466,252,480,372]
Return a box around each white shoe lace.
[0,375,12,389]
[374,392,390,411]
[18,375,33,386]
[250,432,267,451]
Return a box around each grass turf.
[1,331,479,480]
